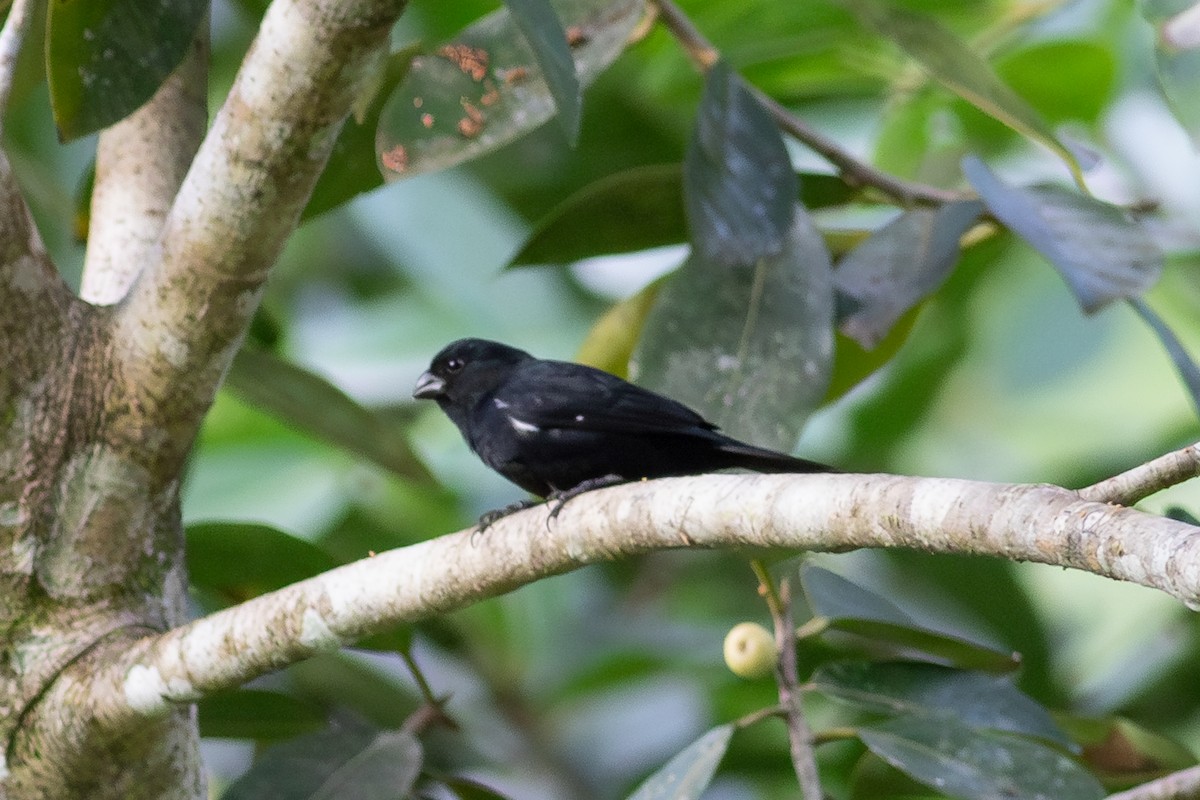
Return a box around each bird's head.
[413,338,533,409]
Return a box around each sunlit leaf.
[633,212,835,451]
[377,0,644,179]
[859,715,1104,800]
[684,61,797,266]
[845,0,1084,184]
[186,522,340,605]
[626,724,734,800]
[223,718,423,800]
[577,277,669,377]
[504,0,581,142]
[812,661,1070,745]
[1127,297,1200,418]
[226,346,435,485]
[824,306,921,403]
[962,157,1162,313]
[508,164,855,267]
[835,201,983,348]
[199,690,326,740]
[47,0,206,141]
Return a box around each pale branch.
[1106,764,1200,800]
[55,472,1199,738]
[770,579,822,800]
[1079,441,1200,507]
[80,33,209,305]
[111,0,405,467]
[649,0,970,206]
[0,0,33,133]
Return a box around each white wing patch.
[508,415,540,435]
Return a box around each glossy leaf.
[223,719,423,800]
[963,157,1163,313]
[801,566,1020,672]
[1128,297,1200,418]
[509,165,855,267]
[186,522,341,604]
[47,0,206,141]
[226,346,435,485]
[626,724,734,800]
[198,690,326,740]
[812,661,1070,745]
[684,62,797,266]
[846,0,1084,184]
[859,715,1104,800]
[576,277,668,377]
[835,201,983,348]
[377,0,643,179]
[633,211,835,451]
[504,0,581,142]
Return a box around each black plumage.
[413,338,836,517]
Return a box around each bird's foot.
[476,499,542,532]
[546,474,627,521]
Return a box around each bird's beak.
[412,371,446,399]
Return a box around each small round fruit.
[723,622,777,679]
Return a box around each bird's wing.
[496,360,718,436]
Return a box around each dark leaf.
[441,776,516,800]
[1127,297,1200,418]
[226,346,435,485]
[504,0,581,143]
[186,522,340,604]
[377,0,643,179]
[634,210,835,451]
[47,0,206,140]
[962,157,1163,312]
[684,61,797,266]
[198,690,326,740]
[812,661,1070,745]
[859,715,1105,800]
[626,724,734,800]
[223,718,422,800]
[802,565,914,626]
[846,0,1084,184]
[835,201,983,348]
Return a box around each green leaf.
[1140,2,1200,143]
[626,724,734,800]
[962,157,1163,313]
[812,661,1071,746]
[46,0,206,141]
[835,201,983,348]
[1127,297,1200,418]
[824,305,921,403]
[504,0,581,143]
[441,776,515,800]
[684,61,797,266]
[634,210,835,451]
[226,346,435,485]
[508,165,855,268]
[845,0,1084,185]
[801,566,1020,672]
[377,0,643,179]
[186,522,341,604]
[1061,715,1197,788]
[859,715,1104,800]
[304,47,417,220]
[198,690,326,740]
[576,276,669,378]
[223,719,423,800]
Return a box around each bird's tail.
[718,440,840,474]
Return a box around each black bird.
[413,338,837,522]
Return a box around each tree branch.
[80,31,209,305]
[1106,765,1200,800]
[55,472,1199,737]
[110,0,405,468]
[0,0,34,131]
[649,0,971,206]
[1079,441,1200,507]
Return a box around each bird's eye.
[445,358,465,372]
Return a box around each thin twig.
[0,0,33,136]
[650,0,971,207]
[1079,442,1200,506]
[1105,764,1200,800]
[752,562,823,800]
[399,648,459,731]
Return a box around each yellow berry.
[723,622,777,679]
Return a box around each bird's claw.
[475,499,541,533]
[545,474,626,525]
